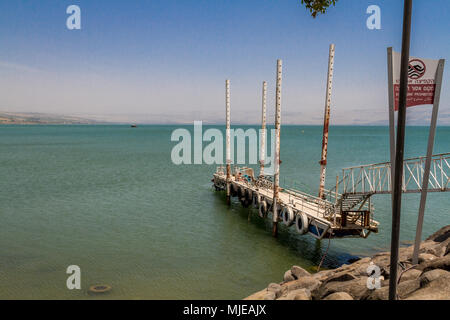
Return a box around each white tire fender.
[295,212,309,235]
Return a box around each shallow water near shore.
[0,124,449,299]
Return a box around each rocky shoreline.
[245,226,450,300]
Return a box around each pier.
[212,45,450,240]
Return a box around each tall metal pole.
[226,79,231,206]
[389,0,413,301]
[272,60,282,237]
[412,59,445,264]
[387,47,396,203]
[319,44,335,200]
[260,81,267,177]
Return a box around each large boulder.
[267,283,283,298]
[263,291,276,300]
[325,271,357,283]
[418,253,438,263]
[419,269,450,287]
[290,265,311,279]
[426,225,450,243]
[418,255,450,272]
[315,277,371,300]
[399,268,421,282]
[406,274,450,300]
[323,292,354,300]
[284,288,311,300]
[285,276,321,294]
[283,270,296,282]
[366,279,421,300]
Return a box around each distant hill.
[0,112,103,124]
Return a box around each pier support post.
[226,80,231,206]
[260,81,267,177]
[319,44,335,200]
[272,60,282,237]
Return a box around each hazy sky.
[0,0,449,124]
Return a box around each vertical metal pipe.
[412,59,445,264]
[387,47,396,200]
[319,44,335,199]
[226,80,231,206]
[389,0,413,301]
[272,60,282,237]
[260,81,267,177]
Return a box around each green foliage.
[300,0,337,18]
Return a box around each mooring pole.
[226,79,231,206]
[412,59,445,265]
[260,81,267,177]
[272,60,282,237]
[319,44,335,200]
[389,0,413,301]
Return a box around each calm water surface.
[0,125,449,299]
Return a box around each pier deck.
[213,166,379,239]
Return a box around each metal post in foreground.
[319,44,335,200]
[260,81,267,177]
[389,0,413,301]
[226,79,231,206]
[272,60,282,237]
[412,59,445,264]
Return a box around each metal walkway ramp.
[338,153,450,196]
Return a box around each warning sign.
[392,52,440,110]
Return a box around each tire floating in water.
[89,284,112,294]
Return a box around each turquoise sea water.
[0,124,449,299]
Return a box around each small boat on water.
[131,124,137,128]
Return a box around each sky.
[0,0,449,125]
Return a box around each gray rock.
[418,253,438,263]
[325,271,357,283]
[367,279,421,300]
[311,270,335,282]
[419,269,450,287]
[323,292,354,300]
[290,265,310,279]
[316,277,371,300]
[263,291,276,300]
[399,268,421,282]
[423,239,450,257]
[426,225,450,243]
[267,283,282,298]
[406,274,450,300]
[286,276,321,294]
[285,288,311,300]
[418,255,450,272]
[283,270,296,282]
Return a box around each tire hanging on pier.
[281,206,295,227]
[253,193,261,208]
[230,183,237,197]
[258,200,268,218]
[237,186,245,199]
[295,212,309,235]
[245,188,252,200]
